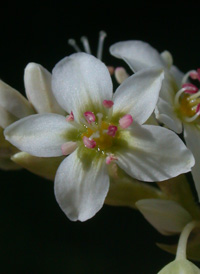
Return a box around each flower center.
[82,121,115,151]
[64,100,133,164]
[175,83,200,123]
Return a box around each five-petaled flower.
[4,53,194,221]
[110,40,200,200]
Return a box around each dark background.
[1,2,200,273]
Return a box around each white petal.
[54,149,109,221]
[4,114,74,157]
[0,80,35,128]
[52,53,113,121]
[155,98,182,133]
[24,63,65,115]
[160,51,173,69]
[110,40,166,72]
[136,199,192,235]
[113,67,164,124]
[159,72,177,105]
[116,124,194,182]
[170,65,184,88]
[184,124,200,201]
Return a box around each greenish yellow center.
[82,121,115,151]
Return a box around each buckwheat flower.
[0,62,65,174]
[4,53,194,221]
[110,40,200,199]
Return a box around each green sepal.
[0,157,22,170]
[157,174,200,220]
[105,165,166,208]
[157,227,200,262]
[0,127,21,170]
[11,152,65,180]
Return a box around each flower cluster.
[1,32,200,271]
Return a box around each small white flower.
[4,53,194,221]
[110,40,200,200]
[0,62,64,171]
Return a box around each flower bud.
[158,259,200,274]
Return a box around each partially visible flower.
[0,62,65,174]
[4,53,195,221]
[136,199,193,235]
[158,221,200,273]
[110,40,200,200]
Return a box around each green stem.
[176,221,199,260]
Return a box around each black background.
[1,2,200,273]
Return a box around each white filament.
[97,31,107,60]
[68,39,81,52]
[80,36,92,54]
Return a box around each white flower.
[110,40,200,200]
[0,62,64,172]
[4,53,194,221]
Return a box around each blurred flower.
[4,53,194,221]
[110,40,200,200]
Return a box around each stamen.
[107,66,115,75]
[114,67,129,84]
[182,83,198,94]
[189,90,200,100]
[119,114,133,129]
[189,68,200,82]
[103,100,114,108]
[83,136,96,149]
[107,125,118,137]
[84,111,96,124]
[89,131,100,139]
[96,113,103,127]
[106,154,118,165]
[184,112,200,123]
[97,31,107,60]
[196,103,200,114]
[174,88,187,106]
[68,39,81,52]
[61,141,77,156]
[80,36,92,54]
[66,111,74,121]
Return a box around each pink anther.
[190,69,200,82]
[106,154,118,165]
[182,83,198,94]
[66,111,74,121]
[84,111,96,124]
[107,66,115,75]
[196,104,200,115]
[83,136,96,149]
[107,125,118,137]
[119,114,133,129]
[103,100,114,108]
